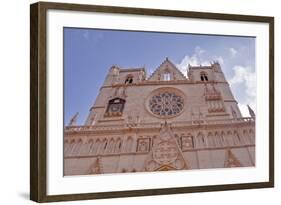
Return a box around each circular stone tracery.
[149,91,184,117]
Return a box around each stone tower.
[64,58,255,175]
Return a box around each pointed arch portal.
[155,165,176,171]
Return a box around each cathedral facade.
[64,58,255,176]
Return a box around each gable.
[148,58,187,81]
[144,121,189,171]
[224,149,242,167]
[155,164,176,171]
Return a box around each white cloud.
[229,65,256,117]
[82,30,89,40]
[195,46,206,55]
[238,103,249,117]
[176,55,208,76]
[82,31,104,44]
[229,66,256,98]
[229,48,237,58]
[213,56,224,65]
[176,46,222,76]
[175,46,255,118]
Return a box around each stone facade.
[64,58,255,176]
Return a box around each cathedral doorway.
[155,165,176,171]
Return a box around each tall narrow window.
[204,75,208,81]
[200,72,208,82]
[125,75,133,84]
[163,72,171,81]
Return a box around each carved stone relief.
[136,138,150,153]
[145,122,189,171]
[181,135,194,151]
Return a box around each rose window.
[149,92,184,117]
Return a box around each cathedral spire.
[224,149,242,167]
[247,105,256,118]
[68,112,79,126]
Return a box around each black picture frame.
[30,1,274,202]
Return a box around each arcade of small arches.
[64,128,255,157]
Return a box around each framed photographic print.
[30,1,274,202]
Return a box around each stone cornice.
[119,68,145,73]
[64,117,255,137]
[100,80,228,89]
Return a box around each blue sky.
[64,27,255,125]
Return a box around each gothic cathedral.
[64,58,255,175]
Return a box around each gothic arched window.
[104,98,125,117]
[125,75,133,84]
[200,72,208,81]
[163,72,171,81]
